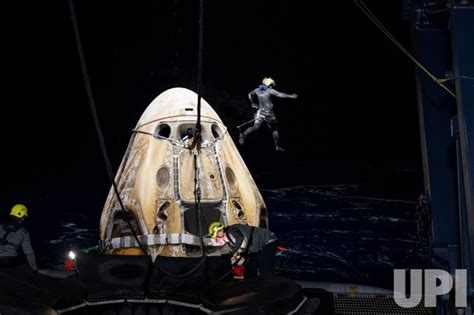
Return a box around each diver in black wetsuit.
[239,77,298,152]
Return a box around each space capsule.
[99,87,268,258]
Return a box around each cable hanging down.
[68,0,148,256]
[68,0,208,280]
[354,0,456,98]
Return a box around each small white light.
[68,251,76,260]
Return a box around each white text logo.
[393,269,467,308]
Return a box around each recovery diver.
[0,204,38,270]
[208,222,278,279]
[239,77,298,152]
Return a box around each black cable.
[149,152,207,279]
[68,0,147,256]
[69,0,212,284]
[196,0,204,133]
[195,0,205,260]
[138,0,209,280]
[151,0,208,279]
[68,0,205,281]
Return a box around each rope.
[68,0,207,280]
[196,0,204,134]
[149,0,208,280]
[194,0,213,301]
[194,0,205,255]
[439,75,474,83]
[151,152,208,279]
[354,0,456,98]
[68,0,148,256]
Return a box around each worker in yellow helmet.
[208,222,278,279]
[0,204,38,270]
[239,77,298,152]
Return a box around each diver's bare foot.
[239,133,245,146]
[275,146,285,152]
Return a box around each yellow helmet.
[208,222,225,238]
[262,77,275,87]
[10,204,28,218]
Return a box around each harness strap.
[230,226,255,256]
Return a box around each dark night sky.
[1,1,423,219]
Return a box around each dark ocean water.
[264,185,428,289]
[33,184,428,290]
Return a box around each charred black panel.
[183,203,222,237]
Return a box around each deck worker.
[239,77,297,152]
[208,222,278,279]
[0,204,38,270]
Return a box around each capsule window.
[156,167,170,190]
[179,127,195,141]
[157,201,170,221]
[225,167,237,190]
[211,124,222,139]
[155,124,171,138]
[232,200,244,219]
[232,200,242,210]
